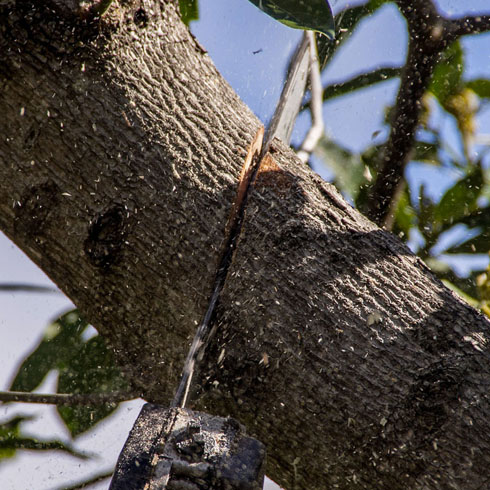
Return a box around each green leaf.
[412,141,440,164]
[93,0,113,16]
[466,79,490,98]
[393,187,416,239]
[433,164,483,225]
[0,415,30,459]
[441,279,479,307]
[57,336,128,437]
[438,270,481,300]
[249,0,334,39]
[454,206,490,230]
[318,0,389,69]
[336,0,389,43]
[314,136,366,198]
[10,309,127,438]
[179,0,199,25]
[429,41,464,106]
[444,227,490,255]
[10,311,87,392]
[417,184,437,243]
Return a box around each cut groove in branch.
[171,127,264,408]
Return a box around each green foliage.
[430,41,464,106]
[10,311,87,393]
[412,141,439,164]
[311,2,490,314]
[444,208,490,254]
[57,335,128,437]
[248,0,335,39]
[466,79,490,98]
[314,136,366,199]
[10,310,128,438]
[93,0,114,16]
[0,415,29,459]
[317,0,389,66]
[179,0,199,25]
[0,415,88,461]
[429,42,480,159]
[392,188,416,239]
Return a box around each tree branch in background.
[0,437,91,459]
[364,0,490,227]
[322,66,402,101]
[0,390,138,406]
[450,14,490,37]
[54,470,114,490]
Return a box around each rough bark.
[1,1,490,489]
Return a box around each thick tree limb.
[364,1,490,226]
[1,1,490,489]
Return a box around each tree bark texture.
[1,2,490,489]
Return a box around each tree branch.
[364,1,490,226]
[0,391,138,406]
[297,32,324,163]
[449,14,490,38]
[54,470,114,490]
[0,437,90,459]
[322,66,402,101]
[0,283,60,293]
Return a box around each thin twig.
[0,283,60,293]
[364,1,490,227]
[51,470,114,490]
[321,67,402,101]
[297,32,325,164]
[0,390,139,405]
[50,469,114,490]
[449,15,490,38]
